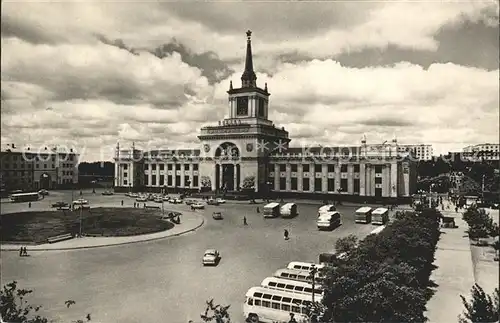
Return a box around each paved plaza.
[1,190,381,323]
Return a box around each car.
[51,201,68,208]
[154,198,164,203]
[212,212,223,220]
[215,198,226,204]
[191,202,205,210]
[185,199,196,205]
[202,249,221,266]
[38,189,49,196]
[102,190,114,196]
[174,198,183,204]
[207,198,220,206]
[168,198,176,204]
[136,197,147,202]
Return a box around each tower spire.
[241,30,257,88]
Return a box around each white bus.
[372,207,389,225]
[317,211,342,230]
[287,261,324,272]
[244,286,312,323]
[263,202,280,218]
[355,206,372,224]
[273,268,320,284]
[318,204,336,215]
[280,203,298,218]
[261,277,324,300]
[9,192,40,203]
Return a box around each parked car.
[174,198,183,204]
[51,201,68,208]
[185,199,196,205]
[38,189,49,196]
[202,249,221,266]
[191,202,205,210]
[216,198,226,204]
[102,190,114,196]
[207,198,220,206]
[212,212,223,220]
[136,197,147,202]
[162,196,170,201]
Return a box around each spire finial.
[361,134,367,144]
[229,80,233,90]
[241,30,257,87]
[265,82,268,92]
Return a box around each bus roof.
[264,202,280,208]
[281,202,296,207]
[372,207,389,215]
[356,206,372,213]
[319,205,335,212]
[10,192,39,197]
[261,277,324,289]
[274,268,319,277]
[245,286,313,302]
[287,261,324,269]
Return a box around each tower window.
[237,97,249,116]
[258,97,265,117]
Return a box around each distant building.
[0,143,79,191]
[114,31,417,201]
[398,144,433,161]
[462,143,499,161]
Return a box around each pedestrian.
[243,216,247,225]
[289,313,298,323]
[144,203,146,208]
[23,247,28,256]
[19,247,23,257]
[28,202,31,208]
[121,200,124,206]
[284,229,289,240]
[256,207,260,213]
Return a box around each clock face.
[204,144,210,153]
[246,143,253,152]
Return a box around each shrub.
[459,284,499,323]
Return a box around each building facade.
[398,144,433,161]
[462,143,499,161]
[114,31,417,201]
[0,144,79,191]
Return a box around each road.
[1,190,381,323]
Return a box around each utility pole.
[79,203,83,237]
[310,264,317,304]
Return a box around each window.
[302,177,310,191]
[302,164,310,172]
[175,176,180,186]
[152,164,157,171]
[279,164,286,172]
[327,164,335,173]
[341,178,348,192]
[152,175,156,185]
[145,176,149,186]
[291,164,298,172]
[167,175,173,186]
[279,178,286,190]
[314,164,322,173]
[375,187,382,197]
[193,176,198,187]
[123,179,128,185]
[262,301,270,308]
[175,164,181,171]
[193,164,199,171]
[160,175,165,185]
[123,164,128,170]
[375,177,382,184]
[314,178,322,191]
[167,164,173,170]
[292,305,301,313]
[144,164,149,170]
[353,164,360,172]
[328,178,335,191]
[123,172,128,178]
[258,97,265,117]
[185,176,190,186]
[254,299,261,306]
[159,164,164,171]
[184,164,190,171]
[272,303,280,310]
[375,165,383,173]
[354,179,360,193]
[236,96,249,116]
[44,164,47,169]
[341,164,348,172]
[291,178,298,190]
[282,304,291,311]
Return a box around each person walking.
[28,202,32,208]
[19,247,23,257]
[121,200,124,206]
[243,216,248,225]
[284,229,289,240]
[23,247,28,256]
[256,207,260,213]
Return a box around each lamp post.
[310,264,317,303]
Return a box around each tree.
[459,284,499,323]
[463,206,498,240]
[200,299,231,323]
[242,176,255,190]
[335,234,358,254]
[0,281,90,323]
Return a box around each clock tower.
[197,31,289,194]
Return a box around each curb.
[0,215,205,252]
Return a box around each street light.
[310,264,317,303]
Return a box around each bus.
[261,277,324,300]
[355,206,372,224]
[372,207,389,225]
[318,204,336,215]
[10,192,40,203]
[72,199,90,210]
[263,202,280,218]
[280,203,298,218]
[273,268,320,284]
[287,261,324,272]
[244,286,313,323]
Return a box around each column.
[359,163,366,196]
[114,162,119,187]
[236,164,241,190]
[371,165,377,196]
[212,164,218,191]
[381,165,388,197]
[129,163,134,188]
[286,164,291,191]
[334,161,341,192]
[147,165,152,188]
[390,162,398,197]
[219,165,223,190]
[322,164,328,192]
[365,164,371,196]
[233,164,238,191]
[274,164,280,191]
[298,164,304,191]
[155,164,160,187]
[347,164,354,194]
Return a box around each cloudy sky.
[1,1,499,161]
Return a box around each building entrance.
[40,173,51,189]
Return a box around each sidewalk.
[425,200,475,323]
[0,212,204,251]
